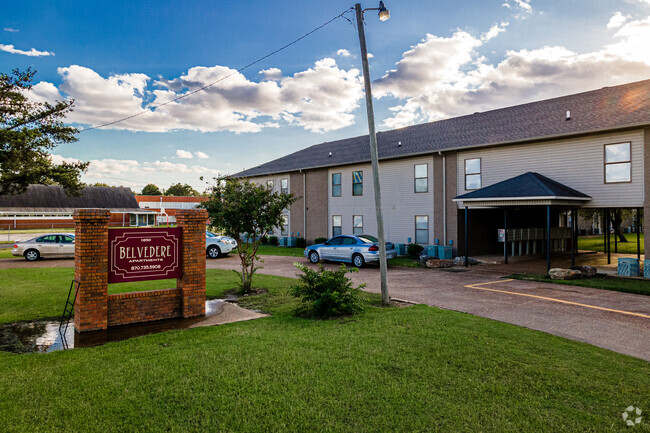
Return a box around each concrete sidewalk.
[207,255,650,361]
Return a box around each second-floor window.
[465,158,481,190]
[414,164,428,193]
[281,178,288,194]
[604,142,631,183]
[353,171,363,196]
[332,173,342,197]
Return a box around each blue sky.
[2,0,650,191]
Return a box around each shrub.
[268,236,279,246]
[296,237,306,248]
[260,235,269,245]
[290,263,365,318]
[407,243,424,258]
[314,237,328,244]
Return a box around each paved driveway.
[207,255,650,361]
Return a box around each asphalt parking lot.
[1,254,648,360]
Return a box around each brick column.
[176,209,208,318]
[73,209,110,332]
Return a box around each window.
[61,236,75,243]
[130,214,137,226]
[414,164,428,193]
[332,215,342,236]
[37,235,57,243]
[353,215,363,235]
[415,216,429,244]
[332,173,342,197]
[604,142,631,183]
[281,215,289,235]
[465,158,481,190]
[281,178,288,194]
[267,180,274,189]
[341,237,357,245]
[352,171,363,196]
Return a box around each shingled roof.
[0,185,142,211]
[454,172,591,202]
[235,79,650,178]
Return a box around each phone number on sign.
[131,264,162,271]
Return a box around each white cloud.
[502,0,533,19]
[195,151,209,159]
[608,12,628,29]
[259,67,282,81]
[0,44,53,57]
[337,49,351,57]
[4,27,19,32]
[176,149,193,159]
[482,22,509,41]
[374,16,650,128]
[34,59,362,134]
[367,53,374,59]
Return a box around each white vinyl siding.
[251,174,291,237]
[456,130,644,208]
[328,156,434,244]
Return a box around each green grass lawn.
[578,234,644,254]
[254,244,305,257]
[0,268,648,432]
[0,249,14,259]
[507,273,650,296]
[387,256,424,268]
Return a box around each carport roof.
[453,172,591,207]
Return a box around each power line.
[81,8,353,133]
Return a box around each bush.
[260,235,269,245]
[407,243,424,258]
[296,237,306,248]
[268,236,279,246]
[314,237,328,244]
[290,264,366,318]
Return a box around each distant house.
[135,195,209,225]
[0,185,156,229]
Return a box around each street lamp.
[354,2,390,306]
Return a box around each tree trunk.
[611,210,628,243]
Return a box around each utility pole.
[355,3,390,306]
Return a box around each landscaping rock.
[548,268,582,280]
[453,256,479,266]
[570,265,597,278]
[419,255,434,265]
[425,259,454,269]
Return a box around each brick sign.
[108,228,182,283]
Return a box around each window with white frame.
[281,178,288,194]
[281,215,289,235]
[604,142,631,183]
[352,171,363,196]
[465,158,481,190]
[267,180,274,189]
[415,216,429,244]
[332,215,342,236]
[332,173,342,197]
[353,215,363,235]
[414,164,428,193]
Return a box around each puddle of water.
[0,299,228,354]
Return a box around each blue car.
[304,234,396,267]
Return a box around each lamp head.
[378,1,390,21]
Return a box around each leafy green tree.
[0,68,87,195]
[164,182,199,196]
[141,183,162,195]
[579,208,642,245]
[87,182,110,187]
[201,177,298,293]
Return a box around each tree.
[579,208,643,248]
[87,182,110,187]
[201,177,298,293]
[141,183,162,195]
[0,68,87,195]
[165,183,199,196]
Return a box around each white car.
[206,232,238,259]
[12,233,75,261]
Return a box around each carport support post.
[570,208,575,268]
[504,209,508,265]
[546,205,551,272]
[464,206,469,267]
[606,208,611,265]
[614,209,618,253]
[637,208,641,262]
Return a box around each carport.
[454,172,591,272]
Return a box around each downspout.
[300,169,306,241]
[442,154,447,245]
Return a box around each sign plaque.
[108,228,182,283]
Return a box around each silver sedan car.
[304,234,396,267]
[12,233,75,261]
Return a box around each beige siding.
[249,174,292,237]
[456,130,645,208]
[328,156,435,244]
